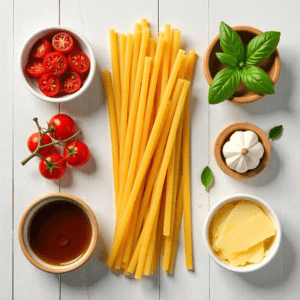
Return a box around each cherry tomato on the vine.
[27,132,55,156]
[39,153,66,180]
[32,39,52,59]
[48,114,76,140]
[52,32,74,53]
[43,51,68,76]
[63,141,90,167]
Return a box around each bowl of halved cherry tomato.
[19,26,96,102]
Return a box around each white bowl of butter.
[203,194,281,272]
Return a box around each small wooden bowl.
[203,26,281,103]
[19,193,99,274]
[214,122,271,179]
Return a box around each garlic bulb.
[222,131,264,173]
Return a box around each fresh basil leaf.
[201,166,214,191]
[241,66,275,94]
[245,31,280,65]
[216,52,239,69]
[208,68,240,104]
[269,125,283,139]
[220,22,244,60]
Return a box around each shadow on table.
[237,232,294,288]
[59,231,109,287]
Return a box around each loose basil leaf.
[241,66,275,94]
[216,52,239,69]
[201,166,214,191]
[208,68,240,104]
[220,22,244,60]
[245,31,280,65]
[269,125,283,139]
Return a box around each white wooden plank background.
[1,0,300,299]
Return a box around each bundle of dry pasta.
[103,18,196,279]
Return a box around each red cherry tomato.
[38,73,61,97]
[27,132,55,156]
[63,141,90,167]
[39,153,66,180]
[61,71,82,94]
[48,114,76,140]
[26,60,45,78]
[52,32,74,53]
[32,39,52,59]
[43,51,68,76]
[68,50,90,74]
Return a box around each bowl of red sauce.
[19,193,98,273]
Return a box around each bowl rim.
[203,194,282,273]
[203,25,281,103]
[18,192,99,274]
[19,25,96,103]
[214,122,271,179]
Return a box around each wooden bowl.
[203,26,281,103]
[19,193,99,274]
[214,122,271,179]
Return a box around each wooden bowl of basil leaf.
[203,22,281,104]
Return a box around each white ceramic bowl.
[203,194,281,273]
[19,26,96,102]
[19,193,99,274]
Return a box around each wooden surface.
[1,0,300,299]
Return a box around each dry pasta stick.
[117,28,150,218]
[107,50,185,267]
[149,38,156,59]
[167,176,184,274]
[118,33,127,96]
[103,70,120,206]
[141,17,148,28]
[119,34,133,197]
[182,50,196,270]
[170,29,181,69]
[120,57,152,217]
[134,22,142,32]
[129,30,141,104]
[135,81,190,279]
[109,29,122,136]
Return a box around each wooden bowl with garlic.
[214,122,271,179]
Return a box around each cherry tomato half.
[39,153,66,180]
[68,50,90,74]
[48,114,76,140]
[26,60,45,78]
[27,132,55,156]
[63,141,90,167]
[32,39,52,59]
[61,71,82,94]
[38,73,61,97]
[52,32,74,53]
[43,51,68,76]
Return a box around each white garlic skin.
[222,131,264,173]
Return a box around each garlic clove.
[248,142,264,159]
[223,141,242,158]
[235,155,248,173]
[243,131,259,149]
[229,131,245,149]
[226,154,242,170]
[245,155,260,170]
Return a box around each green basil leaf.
[245,31,280,65]
[269,125,283,139]
[208,68,240,104]
[201,166,214,191]
[241,66,275,94]
[216,52,239,69]
[220,22,244,60]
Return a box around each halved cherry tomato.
[52,32,74,53]
[43,52,68,76]
[38,73,61,97]
[63,141,90,167]
[26,60,45,78]
[48,114,76,140]
[61,71,82,94]
[32,39,52,59]
[27,132,55,156]
[39,153,66,180]
[68,50,90,74]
